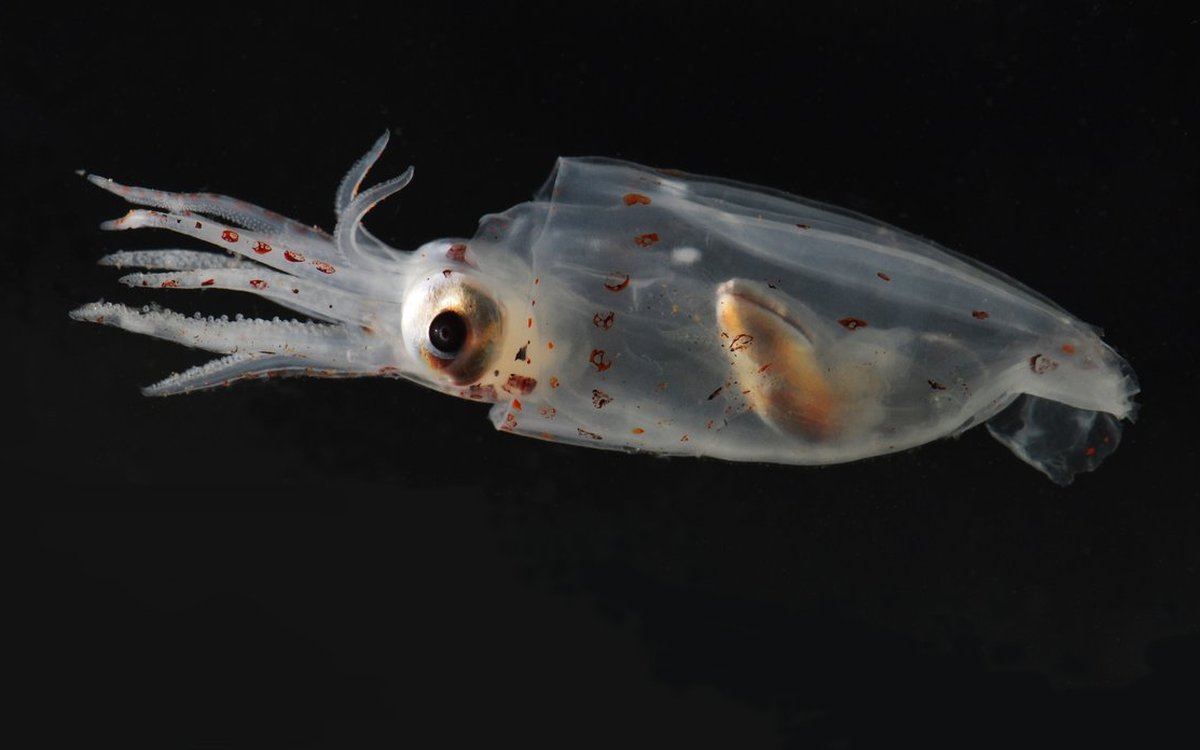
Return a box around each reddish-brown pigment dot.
[292,288,299,294]
[312,260,336,274]
[838,317,868,330]
[503,374,537,394]
[604,273,631,292]
[623,193,651,206]
[527,317,533,328]
[442,269,453,278]
[730,333,754,351]
[928,379,947,390]
[539,406,557,419]
[249,279,268,290]
[512,399,523,411]
[221,229,239,243]
[547,341,556,350]
[592,389,613,408]
[160,279,179,288]
[877,272,891,281]
[680,434,689,442]
[1029,353,1059,374]
[972,310,990,320]
[631,427,645,435]
[446,243,467,262]
[796,223,811,230]
[757,362,773,373]
[200,278,215,286]
[550,376,560,389]
[284,249,305,263]
[634,232,660,247]
[1086,446,1097,457]
[589,349,613,372]
[593,311,615,329]
[1061,343,1076,354]
[253,241,272,255]
[194,221,203,229]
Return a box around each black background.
[8,4,1197,748]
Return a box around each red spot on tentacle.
[160,279,179,288]
[592,389,612,408]
[838,317,867,330]
[221,229,239,243]
[284,249,305,263]
[539,406,557,419]
[972,310,990,320]
[200,278,215,287]
[1061,343,1076,354]
[446,243,467,262]
[623,193,651,206]
[593,311,615,329]
[589,349,612,372]
[634,232,660,247]
[312,260,336,274]
[511,399,523,411]
[527,317,533,328]
[877,272,891,281]
[253,241,272,255]
[604,273,630,292]
[549,377,560,389]
[194,221,203,229]
[547,341,555,350]
[249,279,268,290]
[631,427,645,435]
[730,334,753,351]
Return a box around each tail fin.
[986,395,1125,485]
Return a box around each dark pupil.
[428,310,468,355]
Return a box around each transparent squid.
[71,134,1140,484]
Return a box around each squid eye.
[404,276,503,385]
[428,310,468,357]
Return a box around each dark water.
[9,5,1197,748]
